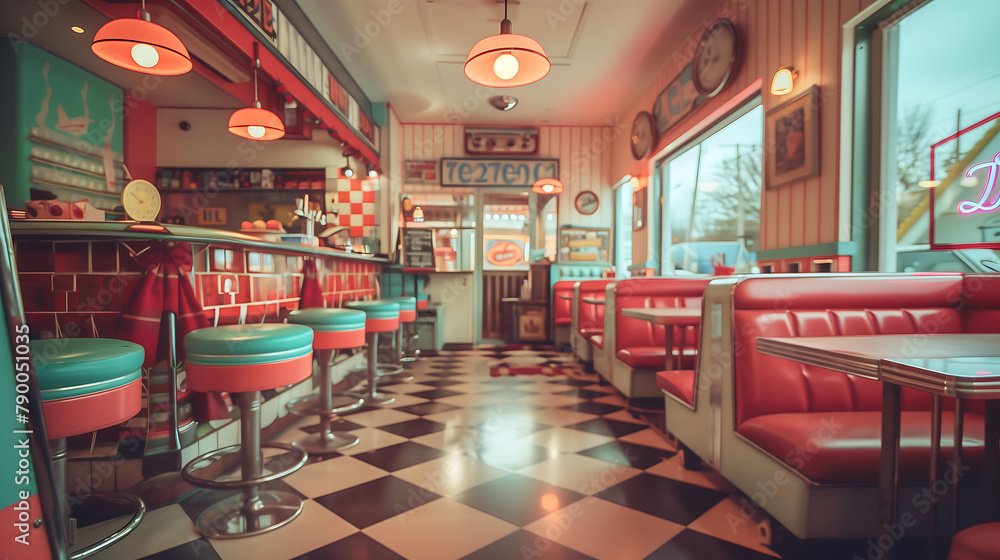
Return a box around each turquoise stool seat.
[345,300,401,332]
[417,294,429,310]
[182,323,313,539]
[31,338,146,560]
[33,338,144,439]
[289,308,366,349]
[387,296,417,323]
[286,308,368,455]
[345,300,402,406]
[185,324,313,393]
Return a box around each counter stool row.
[32,296,420,555]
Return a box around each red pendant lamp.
[228,43,285,141]
[465,0,550,88]
[532,178,564,195]
[91,0,192,75]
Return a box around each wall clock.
[121,179,162,222]
[575,191,599,215]
[691,18,738,98]
[630,111,656,160]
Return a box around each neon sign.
[958,151,1000,215]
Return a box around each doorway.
[478,190,531,341]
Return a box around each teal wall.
[0,43,123,211]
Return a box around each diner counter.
[9,219,389,263]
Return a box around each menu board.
[402,228,435,270]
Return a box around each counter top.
[10,219,388,262]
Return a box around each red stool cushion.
[948,522,1000,560]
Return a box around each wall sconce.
[770,67,797,96]
[366,163,379,178]
[340,166,354,178]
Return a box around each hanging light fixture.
[228,43,284,141]
[532,178,564,195]
[91,0,192,75]
[366,163,380,178]
[465,0,550,88]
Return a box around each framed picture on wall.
[765,85,820,189]
[632,188,646,230]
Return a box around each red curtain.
[114,241,230,421]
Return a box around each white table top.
[757,334,1000,398]
[622,307,702,325]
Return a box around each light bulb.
[450,228,458,236]
[246,125,266,139]
[131,43,159,68]
[493,53,519,80]
[542,184,554,193]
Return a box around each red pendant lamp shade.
[92,12,192,76]
[228,43,285,141]
[228,105,285,140]
[532,178,564,194]
[465,1,549,88]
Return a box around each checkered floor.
[86,347,791,560]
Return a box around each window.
[614,179,633,277]
[657,102,763,274]
[878,0,1000,270]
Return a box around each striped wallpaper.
[612,0,884,254]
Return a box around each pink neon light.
[957,151,1000,215]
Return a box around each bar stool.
[32,338,146,559]
[345,300,400,406]
[947,523,1000,559]
[388,296,419,365]
[181,324,313,538]
[285,308,367,455]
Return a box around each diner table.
[757,334,1000,560]
[622,307,701,370]
[558,293,573,300]
[581,296,605,305]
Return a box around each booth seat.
[570,279,614,365]
[672,273,999,541]
[552,280,577,348]
[551,262,608,346]
[596,277,712,398]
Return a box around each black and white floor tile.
[81,347,920,560]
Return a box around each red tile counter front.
[15,236,381,339]
[10,221,385,487]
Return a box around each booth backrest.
[731,273,983,426]
[962,274,1000,332]
[613,277,713,351]
[577,280,615,333]
[553,280,577,325]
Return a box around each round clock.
[691,19,738,98]
[630,111,656,160]
[575,191,599,215]
[121,179,162,222]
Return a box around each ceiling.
[0,0,245,109]
[295,0,722,126]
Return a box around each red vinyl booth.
[552,280,577,347]
[570,279,614,365]
[676,273,999,541]
[596,277,712,398]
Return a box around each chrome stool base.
[68,493,146,559]
[182,442,308,489]
[286,393,365,417]
[365,391,396,406]
[295,431,360,455]
[194,490,303,539]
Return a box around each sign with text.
[228,0,277,41]
[652,64,705,136]
[928,110,1000,250]
[440,158,559,187]
[402,228,434,270]
[198,207,227,226]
